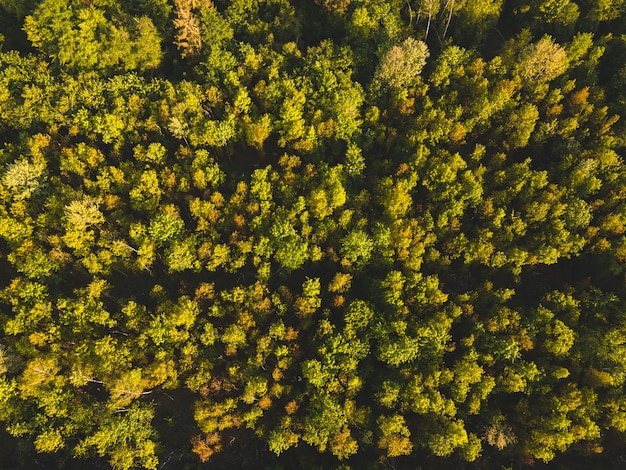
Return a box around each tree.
[329,424,359,459]
[454,0,503,42]
[377,414,413,457]
[23,0,163,72]
[148,212,185,246]
[270,215,309,271]
[129,170,162,211]
[166,236,201,272]
[512,33,570,84]
[75,404,159,470]
[340,230,374,266]
[173,0,204,59]
[294,277,321,317]
[375,37,429,89]
[302,392,347,452]
[268,417,300,455]
[3,157,46,200]
[62,197,104,255]
[534,0,580,27]
[501,103,539,149]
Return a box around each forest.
[1,0,626,468]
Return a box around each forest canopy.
[1,0,626,469]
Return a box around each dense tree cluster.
[1,0,626,468]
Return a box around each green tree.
[75,404,159,470]
[302,392,347,452]
[270,215,309,271]
[377,414,412,457]
[340,230,374,266]
[24,0,162,72]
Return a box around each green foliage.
[340,230,374,266]
[23,0,163,72]
[148,213,184,246]
[1,1,626,469]
[270,215,309,271]
[377,414,412,457]
[75,404,158,470]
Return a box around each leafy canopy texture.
[1,0,626,469]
